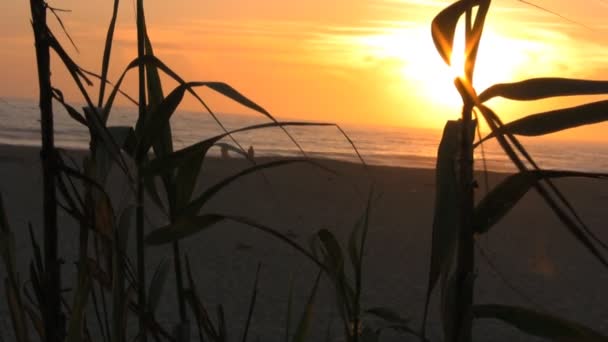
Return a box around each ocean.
[1,97,607,173]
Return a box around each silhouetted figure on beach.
[247,145,255,160]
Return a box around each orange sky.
[2,0,608,141]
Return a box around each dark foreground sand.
[0,144,607,341]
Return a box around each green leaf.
[422,120,461,328]
[481,100,608,141]
[292,271,323,342]
[431,0,489,65]
[148,258,170,314]
[479,78,608,103]
[474,170,608,234]
[473,304,608,341]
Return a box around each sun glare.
[355,24,552,111]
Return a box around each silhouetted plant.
[9,1,371,342]
[424,1,608,341]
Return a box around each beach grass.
[424,1,608,341]
[2,1,608,342]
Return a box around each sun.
[356,24,548,108]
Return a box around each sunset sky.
[2,0,608,140]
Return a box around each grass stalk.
[29,1,62,341]
[453,8,475,342]
[172,242,187,322]
[136,0,148,340]
[135,7,147,342]
[136,172,147,342]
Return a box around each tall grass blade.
[173,145,206,211]
[292,270,323,342]
[315,229,355,338]
[145,214,226,244]
[179,159,334,218]
[477,104,608,268]
[98,0,120,106]
[112,207,133,342]
[217,305,227,342]
[148,258,170,314]
[82,107,130,175]
[241,263,261,342]
[5,279,30,342]
[421,120,461,331]
[147,214,323,269]
[366,308,423,341]
[1,194,30,342]
[136,85,185,159]
[474,170,608,234]
[143,122,333,177]
[478,78,608,103]
[473,304,608,341]
[285,274,295,342]
[0,194,16,273]
[184,255,219,341]
[458,78,608,263]
[202,82,271,118]
[431,0,489,66]
[479,100,608,142]
[100,55,341,165]
[51,89,88,126]
[48,33,95,109]
[65,274,91,342]
[143,30,175,164]
[135,1,149,341]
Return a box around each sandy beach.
[1,143,607,341]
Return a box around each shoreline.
[0,142,516,177]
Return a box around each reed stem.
[453,7,475,342]
[136,0,148,340]
[29,1,62,341]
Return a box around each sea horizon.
[2,97,607,173]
